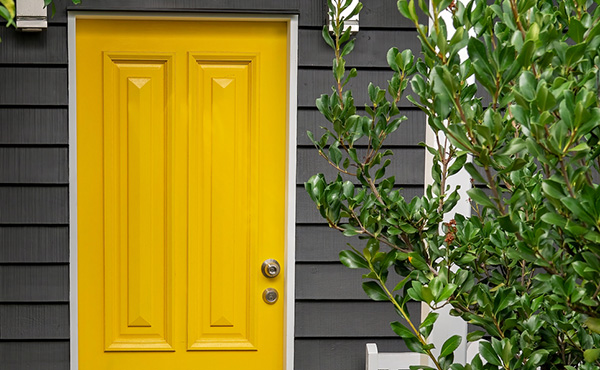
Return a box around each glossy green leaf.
[440,335,462,358]
[362,281,388,301]
[518,71,536,101]
[584,349,600,363]
[586,317,600,334]
[437,284,457,302]
[561,197,596,225]
[479,341,502,366]
[464,163,487,184]
[329,144,342,165]
[339,250,368,269]
[540,212,567,228]
[0,0,14,17]
[397,0,412,20]
[341,39,355,57]
[321,25,334,49]
[467,331,485,342]
[467,188,496,208]
[420,312,439,331]
[391,321,417,339]
[0,4,12,23]
[342,181,354,198]
[387,47,400,72]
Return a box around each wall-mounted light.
[327,0,359,34]
[16,0,47,32]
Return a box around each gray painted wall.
[0,1,425,369]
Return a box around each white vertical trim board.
[67,11,298,370]
[67,13,79,370]
[285,13,299,370]
[422,0,472,365]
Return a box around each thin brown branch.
[592,282,600,301]
[317,150,357,176]
[333,0,345,109]
[365,173,386,206]
[509,0,538,77]
[437,134,450,213]
[349,209,411,253]
[375,270,443,370]
[453,94,477,146]
[484,166,506,215]
[558,157,575,198]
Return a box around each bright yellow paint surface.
[77,19,288,370]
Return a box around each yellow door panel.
[188,59,255,351]
[77,19,287,370]
[103,54,174,352]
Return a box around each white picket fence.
[365,343,423,370]
[366,341,482,370]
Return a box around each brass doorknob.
[261,259,280,278]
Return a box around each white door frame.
[67,11,298,370]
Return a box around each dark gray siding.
[0,1,424,369]
[294,1,424,370]
[0,0,70,365]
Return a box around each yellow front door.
[76,18,288,370]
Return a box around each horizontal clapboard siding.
[0,304,69,339]
[296,147,424,185]
[298,108,426,146]
[297,225,362,262]
[296,263,403,300]
[0,109,68,145]
[0,68,68,106]
[0,226,69,263]
[360,2,420,29]
[300,29,421,67]
[63,0,299,14]
[295,1,424,367]
[298,0,421,28]
[0,265,68,302]
[295,339,410,370]
[297,185,423,224]
[0,187,69,224]
[0,341,69,370]
[295,301,420,337]
[0,26,67,64]
[298,69,414,107]
[0,3,71,364]
[0,148,68,184]
[298,0,325,27]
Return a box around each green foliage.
[0,0,15,27]
[307,0,600,368]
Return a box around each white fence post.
[422,0,473,366]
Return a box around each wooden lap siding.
[295,2,425,369]
[0,1,424,369]
[0,0,71,363]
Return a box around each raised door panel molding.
[102,53,174,351]
[188,54,258,351]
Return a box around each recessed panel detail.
[188,56,256,350]
[103,55,173,351]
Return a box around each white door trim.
[67,12,298,370]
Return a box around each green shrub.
[306,0,600,368]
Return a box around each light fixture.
[16,0,47,32]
